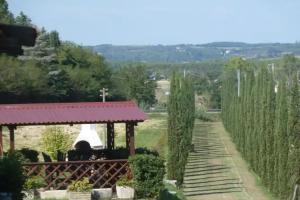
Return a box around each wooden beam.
[0,126,3,156]
[126,122,135,156]
[107,123,115,150]
[8,126,15,152]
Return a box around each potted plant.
[23,176,45,200]
[67,178,92,200]
[116,174,134,199]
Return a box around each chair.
[57,150,66,161]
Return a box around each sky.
[7,0,300,45]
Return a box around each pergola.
[0,101,147,156]
[0,101,147,189]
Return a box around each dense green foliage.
[41,127,71,160]
[23,176,45,190]
[15,148,39,163]
[116,174,134,187]
[112,64,157,107]
[129,154,165,198]
[222,56,300,199]
[67,178,93,192]
[167,72,195,186]
[0,154,26,200]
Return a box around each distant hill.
[89,42,300,63]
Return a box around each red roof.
[0,101,147,126]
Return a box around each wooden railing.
[22,160,128,190]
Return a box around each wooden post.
[126,122,135,156]
[8,126,15,152]
[0,126,3,156]
[107,123,115,150]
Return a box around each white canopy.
[73,124,103,149]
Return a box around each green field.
[115,113,168,157]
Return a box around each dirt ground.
[184,121,273,200]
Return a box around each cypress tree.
[167,72,195,186]
[287,74,300,194]
[253,70,262,173]
[167,72,180,180]
[274,79,289,197]
[258,67,268,182]
[265,69,276,189]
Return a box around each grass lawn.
[115,112,168,157]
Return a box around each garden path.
[183,121,271,200]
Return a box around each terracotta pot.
[68,192,91,200]
[116,186,134,199]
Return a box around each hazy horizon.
[7,0,300,46]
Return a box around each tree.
[0,55,48,103]
[0,0,14,24]
[287,75,300,194]
[113,65,156,107]
[15,11,32,26]
[273,79,289,197]
[48,31,61,48]
[46,67,74,102]
[19,29,56,65]
[167,72,195,186]
[41,127,71,160]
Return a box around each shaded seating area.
[0,101,147,189]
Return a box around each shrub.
[41,127,71,160]
[23,176,45,190]
[0,154,26,200]
[67,178,93,192]
[129,154,165,199]
[195,106,213,122]
[116,174,133,187]
[15,148,39,163]
[135,147,159,157]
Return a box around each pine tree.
[18,29,56,65]
[0,0,15,24]
[15,11,32,26]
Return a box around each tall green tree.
[0,0,14,24]
[167,72,195,186]
[48,31,61,48]
[274,79,289,197]
[287,75,300,195]
[15,11,32,26]
[113,64,156,107]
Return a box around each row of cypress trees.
[167,72,195,186]
[222,57,300,199]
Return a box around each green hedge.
[129,154,165,199]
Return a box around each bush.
[129,154,165,199]
[116,174,133,187]
[0,154,26,200]
[195,106,213,122]
[135,147,159,157]
[23,176,45,190]
[67,178,93,192]
[15,148,39,163]
[41,127,71,160]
